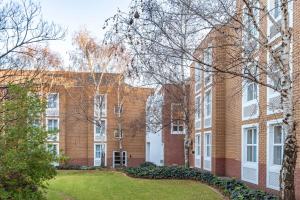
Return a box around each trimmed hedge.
[124,166,279,200]
[56,164,103,170]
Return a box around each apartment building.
[146,84,187,166]
[189,0,300,198]
[40,71,152,168]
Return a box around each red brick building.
[146,84,187,166]
[189,0,300,198]
[41,71,152,168]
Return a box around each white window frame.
[195,63,202,94]
[94,94,107,118]
[204,131,212,171]
[242,2,260,51]
[94,119,107,142]
[195,94,201,130]
[242,61,259,120]
[47,143,59,166]
[171,103,185,134]
[204,47,213,87]
[267,44,282,115]
[46,117,59,142]
[241,123,259,184]
[194,132,202,168]
[94,143,107,167]
[267,0,293,42]
[204,87,212,128]
[266,119,284,190]
[46,93,59,116]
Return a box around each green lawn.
[46,170,222,200]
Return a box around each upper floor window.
[204,47,212,86]
[47,118,59,141]
[242,63,259,120]
[172,120,184,134]
[272,0,281,19]
[95,94,106,118]
[243,1,259,52]
[95,120,106,141]
[195,95,201,130]
[47,93,58,109]
[267,47,283,114]
[204,88,212,128]
[195,63,202,93]
[171,103,185,134]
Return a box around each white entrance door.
[195,133,201,168]
[94,144,105,166]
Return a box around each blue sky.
[40,0,131,65]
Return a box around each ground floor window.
[267,119,284,190]
[203,132,211,171]
[242,124,259,184]
[94,143,106,167]
[113,151,127,168]
[47,143,59,166]
[195,133,201,168]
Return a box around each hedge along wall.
[124,165,279,200]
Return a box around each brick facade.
[188,1,300,198]
[42,71,151,168]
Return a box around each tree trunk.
[280,88,297,200]
[184,132,190,168]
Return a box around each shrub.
[139,161,157,168]
[0,84,57,200]
[124,166,279,200]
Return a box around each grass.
[46,170,223,200]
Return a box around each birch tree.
[68,29,133,167]
[106,0,296,198]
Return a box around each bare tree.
[0,0,64,73]
[106,0,296,198]
[67,29,142,167]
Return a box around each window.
[204,47,213,86]
[114,105,123,115]
[242,124,259,184]
[172,120,184,134]
[273,125,284,164]
[242,63,259,120]
[204,132,212,171]
[195,133,201,168]
[246,82,257,101]
[95,94,106,118]
[204,88,212,128]
[47,143,59,166]
[195,95,201,130]
[95,120,106,141]
[114,129,123,139]
[243,63,259,102]
[267,47,283,114]
[195,63,202,93]
[33,119,40,127]
[47,93,58,109]
[47,118,59,141]
[94,144,106,167]
[113,151,127,168]
[246,128,257,162]
[243,1,259,52]
[171,103,185,134]
[267,120,285,190]
[273,0,281,19]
